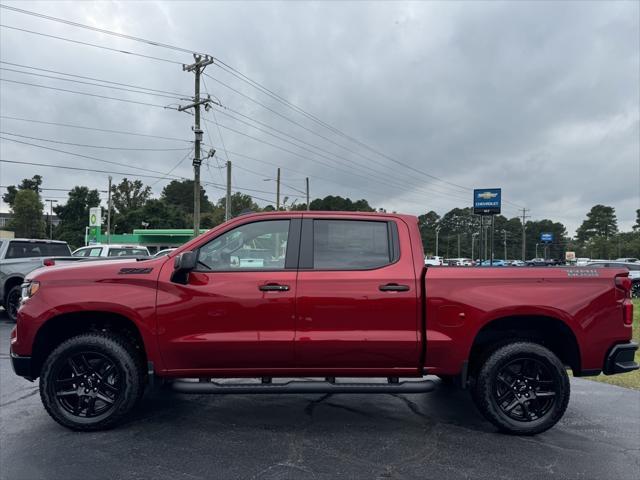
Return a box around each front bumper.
[603,342,639,375]
[10,350,34,380]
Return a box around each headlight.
[21,281,40,301]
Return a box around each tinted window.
[107,248,148,257]
[73,248,89,257]
[313,220,391,269]
[6,241,70,259]
[197,220,290,271]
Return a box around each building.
[0,212,61,229]
[91,229,206,254]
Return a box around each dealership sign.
[540,232,553,242]
[473,188,501,215]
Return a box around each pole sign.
[540,232,553,243]
[473,188,501,215]
[89,207,102,227]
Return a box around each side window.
[197,220,290,271]
[313,220,392,269]
[73,249,89,257]
[89,248,103,257]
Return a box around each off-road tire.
[40,332,145,431]
[472,341,570,435]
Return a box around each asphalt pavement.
[1,313,639,480]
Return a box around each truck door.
[295,217,420,370]
[155,217,301,373]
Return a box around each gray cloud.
[1,0,638,233]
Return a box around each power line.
[0,115,191,143]
[0,24,182,65]
[149,149,193,187]
[0,78,179,109]
[0,65,186,100]
[1,131,192,151]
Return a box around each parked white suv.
[424,255,443,266]
[72,244,150,258]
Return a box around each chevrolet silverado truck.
[10,212,638,434]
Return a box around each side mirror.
[172,251,197,284]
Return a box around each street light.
[45,199,58,239]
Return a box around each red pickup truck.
[10,211,637,434]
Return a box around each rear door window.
[312,220,393,270]
[5,241,70,258]
[107,248,148,257]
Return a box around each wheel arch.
[468,315,582,376]
[2,275,24,302]
[31,311,148,379]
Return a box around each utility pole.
[179,54,215,236]
[225,161,232,221]
[45,199,57,239]
[502,229,507,261]
[305,177,310,211]
[521,208,530,261]
[457,234,461,258]
[435,226,441,257]
[276,167,281,210]
[472,232,478,263]
[106,176,112,244]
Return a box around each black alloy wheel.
[53,352,122,418]
[493,358,557,422]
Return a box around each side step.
[171,378,436,395]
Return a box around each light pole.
[435,226,441,257]
[535,242,539,258]
[45,199,58,239]
[502,229,507,261]
[472,232,479,264]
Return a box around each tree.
[9,189,45,238]
[140,199,187,229]
[417,211,440,255]
[161,180,213,214]
[111,178,151,213]
[308,195,374,211]
[54,187,101,249]
[2,175,43,208]
[633,209,640,232]
[576,205,618,242]
[525,219,568,260]
[217,192,259,218]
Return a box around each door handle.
[259,284,290,292]
[379,283,410,292]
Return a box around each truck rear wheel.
[472,341,570,435]
[39,332,144,431]
[4,285,22,322]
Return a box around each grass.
[583,298,639,390]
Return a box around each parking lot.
[0,312,638,480]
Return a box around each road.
[1,313,639,480]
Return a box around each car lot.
[1,312,639,480]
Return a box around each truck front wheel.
[39,332,145,431]
[472,341,570,435]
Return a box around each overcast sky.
[0,0,638,234]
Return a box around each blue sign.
[540,232,553,242]
[473,188,502,215]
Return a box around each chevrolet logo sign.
[477,191,498,200]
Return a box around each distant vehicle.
[154,248,176,257]
[480,259,506,267]
[575,258,591,266]
[616,258,639,263]
[587,261,640,298]
[424,255,443,266]
[445,258,472,266]
[510,260,526,267]
[527,258,547,266]
[0,238,71,321]
[72,244,150,258]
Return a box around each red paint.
[12,211,635,380]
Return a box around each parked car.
[72,244,150,258]
[0,239,71,321]
[11,211,637,434]
[510,260,526,267]
[526,258,547,266]
[153,248,176,257]
[424,255,443,266]
[575,258,591,266]
[587,261,640,298]
[480,259,506,267]
[616,258,639,263]
[445,258,472,266]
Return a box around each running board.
[171,379,436,395]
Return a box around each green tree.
[217,192,259,219]
[633,209,640,232]
[525,219,568,260]
[54,187,101,249]
[308,195,374,211]
[2,175,43,208]
[9,189,45,238]
[417,211,440,255]
[576,205,618,242]
[140,199,188,229]
[161,180,213,214]
[111,178,151,213]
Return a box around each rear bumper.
[10,350,34,380]
[603,342,639,375]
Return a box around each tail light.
[623,300,633,326]
[615,274,632,297]
[43,258,55,267]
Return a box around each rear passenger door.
[294,217,421,371]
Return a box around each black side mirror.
[172,251,197,284]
